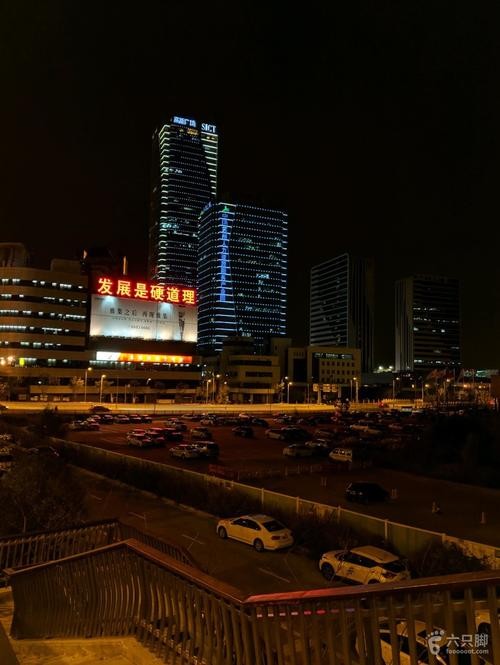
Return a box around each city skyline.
[1,3,498,367]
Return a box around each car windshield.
[262,520,285,532]
[381,559,407,573]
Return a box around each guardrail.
[6,538,500,664]
[58,439,500,566]
[0,518,197,575]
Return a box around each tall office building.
[198,202,288,352]
[395,275,461,372]
[309,254,375,372]
[148,115,218,287]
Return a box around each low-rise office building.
[0,247,202,402]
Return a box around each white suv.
[319,545,410,584]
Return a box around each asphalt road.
[80,469,333,596]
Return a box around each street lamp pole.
[287,381,292,404]
[354,377,358,403]
[84,367,92,402]
[206,379,211,403]
[99,374,106,403]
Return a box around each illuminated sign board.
[313,352,354,360]
[172,116,197,128]
[201,122,217,134]
[95,277,196,305]
[91,277,197,342]
[90,295,197,342]
[96,351,193,364]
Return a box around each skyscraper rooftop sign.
[171,116,217,134]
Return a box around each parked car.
[265,428,287,440]
[191,427,212,440]
[216,514,293,552]
[128,414,143,424]
[126,432,154,448]
[200,417,219,426]
[232,425,254,438]
[314,429,336,440]
[475,609,498,664]
[280,427,309,441]
[0,447,14,476]
[304,440,331,455]
[148,427,182,442]
[196,442,220,459]
[99,414,115,424]
[115,414,131,424]
[81,420,100,431]
[345,481,389,504]
[319,545,410,584]
[356,620,461,665]
[283,443,314,458]
[170,444,201,459]
[251,418,269,427]
[164,419,187,431]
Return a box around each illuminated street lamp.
[206,379,212,403]
[287,381,293,404]
[99,374,107,403]
[392,376,400,400]
[354,377,359,403]
[83,367,92,402]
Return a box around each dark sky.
[1,2,499,367]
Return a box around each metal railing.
[6,538,500,664]
[0,518,197,575]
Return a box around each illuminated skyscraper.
[395,274,461,372]
[309,254,375,372]
[198,202,288,352]
[148,116,218,287]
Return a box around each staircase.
[1,589,161,664]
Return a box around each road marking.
[257,567,291,584]
[181,534,206,546]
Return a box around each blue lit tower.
[148,116,218,287]
[198,202,288,352]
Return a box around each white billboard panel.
[89,295,197,342]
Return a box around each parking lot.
[66,408,500,547]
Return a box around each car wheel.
[254,539,264,552]
[218,527,227,539]
[321,563,335,581]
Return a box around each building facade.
[148,115,218,287]
[309,254,374,372]
[198,202,288,353]
[0,249,203,403]
[395,274,461,372]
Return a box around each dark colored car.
[251,418,269,427]
[89,405,110,413]
[232,426,254,438]
[345,482,390,504]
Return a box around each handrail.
[6,539,247,604]
[0,518,198,573]
[7,538,500,664]
[7,537,500,607]
[0,517,118,544]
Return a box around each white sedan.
[216,514,293,552]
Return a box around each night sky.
[1,2,499,367]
